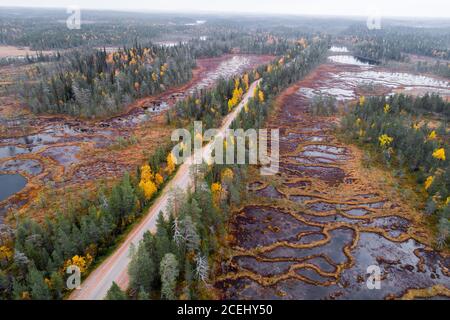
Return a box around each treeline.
[20,44,196,118]
[0,51,62,67]
[0,143,177,300]
[341,94,450,248]
[345,25,450,62]
[19,33,313,118]
[187,33,302,57]
[411,60,450,79]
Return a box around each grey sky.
[1,0,449,18]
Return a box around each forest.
[20,44,196,117]
[17,33,307,118]
[341,94,450,247]
[345,24,450,62]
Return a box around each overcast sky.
[1,0,449,18]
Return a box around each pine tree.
[160,253,179,300]
[50,271,64,299]
[105,282,127,300]
[179,215,200,252]
[128,241,155,294]
[28,267,51,300]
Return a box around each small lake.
[328,55,374,66]
[0,173,27,201]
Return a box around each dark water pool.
[0,174,27,201]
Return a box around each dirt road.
[69,80,261,300]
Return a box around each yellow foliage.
[432,148,446,161]
[243,73,249,90]
[258,90,265,103]
[151,72,158,81]
[140,164,153,182]
[221,168,234,183]
[211,182,223,206]
[244,103,249,113]
[359,96,365,105]
[139,179,157,200]
[234,78,240,88]
[155,173,164,186]
[0,245,13,262]
[425,176,434,190]
[64,254,93,273]
[21,292,30,300]
[378,134,393,147]
[228,87,242,111]
[428,130,437,140]
[384,104,390,113]
[166,152,176,175]
[356,118,361,126]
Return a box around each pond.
[0,173,27,201]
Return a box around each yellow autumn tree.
[221,168,234,184]
[139,164,158,200]
[155,173,164,186]
[428,130,437,140]
[139,179,157,200]
[0,245,13,264]
[228,87,242,111]
[166,152,176,175]
[432,148,446,161]
[63,254,93,273]
[211,182,222,207]
[359,96,365,105]
[379,134,393,147]
[424,176,434,190]
[243,73,249,90]
[258,90,265,103]
[141,164,153,182]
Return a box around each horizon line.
[1,5,450,20]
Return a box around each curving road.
[69,80,261,300]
